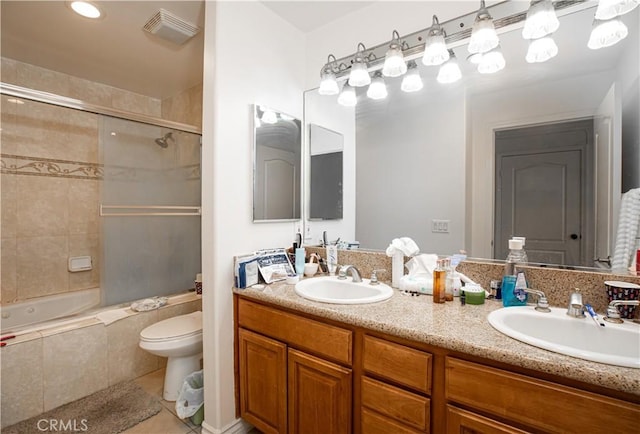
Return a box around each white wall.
[201,2,305,432]
[467,70,616,259]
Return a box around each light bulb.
[338,83,357,107]
[588,18,628,49]
[478,48,506,74]
[526,36,558,63]
[261,109,278,124]
[401,61,423,92]
[70,1,102,18]
[522,0,560,39]
[595,0,639,20]
[382,34,407,77]
[437,53,462,84]
[422,16,450,66]
[348,61,371,87]
[468,2,499,54]
[367,74,388,100]
[318,69,339,96]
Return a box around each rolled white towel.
[386,237,420,257]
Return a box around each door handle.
[570,233,579,240]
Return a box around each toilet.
[139,310,203,401]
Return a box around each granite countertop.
[234,281,640,398]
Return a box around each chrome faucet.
[604,300,640,324]
[567,288,585,318]
[523,288,551,312]
[369,269,386,285]
[338,265,363,283]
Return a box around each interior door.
[494,120,594,266]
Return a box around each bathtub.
[1,288,101,334]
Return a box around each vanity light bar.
[324,0,589,79]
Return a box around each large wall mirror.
[303,5,639,274]
[253,105,302,222]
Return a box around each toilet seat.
[140,310,202,342]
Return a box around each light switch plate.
[432,219,450,233]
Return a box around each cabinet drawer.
[445,357,640,433]
[238,299,352,365]
[446,405,529,434]
[362,376,430,432]
[362,408,424,434]
[363,335,432,394]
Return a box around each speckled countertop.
[234,281,640,398]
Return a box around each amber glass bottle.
[433,259,446,304]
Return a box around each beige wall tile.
[17,175,68,237]
[1,57,18,84]
[1,94,20,155]
[157,299,201,322]
[42,324,108,411]
[17,236,69,299]
[112,89,161,117]
[107,310,160,386]
[66,109,99,164]
[68,179,99,235]
[1,172,18,239]
[68,76,112,108]
[0,338,44,428]
[68,234,100,291]
[14,100,69,161]
[1,237,17,303]
[16,62,70,96]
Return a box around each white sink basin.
[295,276,393,304]
[488,306,640,368]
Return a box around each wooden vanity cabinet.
[236,298,353,434]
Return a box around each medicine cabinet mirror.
[253,105,302,222]
[309,124,343,220]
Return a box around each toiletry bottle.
[326,244,338,276]
[295,247,306,277]
[503,239,527,307]
[444,258,454,301]
[433,259,446,304]
[512,236,529,263]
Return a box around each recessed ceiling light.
[69,1,103,19]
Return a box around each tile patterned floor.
[122,369,201,434]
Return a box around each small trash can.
[176,370,204,425]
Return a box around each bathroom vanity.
[233,285,639,434]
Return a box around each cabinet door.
[288,348,352,434]
[446,406,530,434]
[238,328,287,434]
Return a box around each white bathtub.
[1,288,101,334]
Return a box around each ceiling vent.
[143,9,200,45]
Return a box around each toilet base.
[163,353,202,401]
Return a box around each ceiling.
[0,0,375,100]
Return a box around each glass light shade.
[337,83,357,107]
[367,75,388,100]
[382,45,407,77]
[437,57,462,84]
[318,70,339,95]
[348,61,371,87]
[422,32,450,66]
[70,1,102,18]
[588,18,628,49]
[468,15,500,54]
[401,63,423,92]
[467,52,483,64]
[595,0,639,20]
[522,0,560,39]
[260,110,278,124]
[478,49,506,74]
[526,36,558,63]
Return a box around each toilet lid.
[141,311,202,341]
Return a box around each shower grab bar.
[100,205,201,217]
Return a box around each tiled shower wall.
[0,57,202,305]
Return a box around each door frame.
[493,119,595,266]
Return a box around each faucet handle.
[370,269,386,285]
[337,265,349,280]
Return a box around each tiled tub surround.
[233,283,639,400]
[305,247,640,314]
[0,293,202,428]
